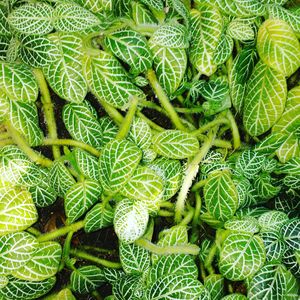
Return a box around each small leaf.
[127,117,152,150]
[8,3,53,35]
[219,232,266,281]
[227,19,255,41]
[99,116,118,146]
[112,274,143,300]
[99,139,142,194]
[103,268,125,285]
[114,198,149,243]
[152,130,199,159]
[65,180,102,223]
[258,211,289,233]
[53,3,100,32]
[204,274,225,300]
[276,133,299,163]
[224,216,260,234]
[257,19,300,77]
[204,170,239,222]
[281,219,300,252]
[213,33,234,65]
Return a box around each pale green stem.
[43,138,101,157]
[158,210,174,217]
[213,139,232,149]
[205,243,217,275]
[146,69,186,131]
[37,221,84,242]
[159,202,174,209]
[226,110,241,149]
[80,245,117,255]
[179,208,194,226]
[6,121,52,167]
[192,192,202,227]
[70,249,122,269]
[192,179,207,192]
[0,138,13,147]
[59,231,74,271]
[0,132,10,140]
[136,111,165,132]
[26,227,42,237]
[33,69,60,159]
[116,96,139,140]
[135,238,200,256]
[96,97,124,125]
[191,118,229,137]
[175,133,215,223]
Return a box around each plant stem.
[6,121,52,167]
[135,238,200,255]
[175,132,215,223]
[80,245,117,255]
[37,221,84,242]
[96,97,123,125]
[70,249,122,269]
[0,138,13,147]
[33,69,60,159]
[26,227,42,237]
[192,179,207,192]
[158,210,174,217]
[159,201,174,209]
[116,96,139,140]
[205,242,217,275]
[0,132,10,140]
[179,208,194,226]
[192,192,202,227]
[191,118,229,136]
[226,110,241,149]
[146,69,186,131]
[136,111,165,132]
[59,231,74,271]
[43,138,101,157]
[213,139,232,149]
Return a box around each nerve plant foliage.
[0,0,299,299]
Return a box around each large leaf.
[65,180,102,223]
[0,276,56,300]
[119,242,150,274]
[243,61,287,136]
[281,219,300,251]
[204,170,239,222]
[0,232,38,275]
[0,62,38,103]
[257,19,300,77]
[114,198,149,243]
[0,36,10,61]
[99,139,142,194]
[8,3,53,35]
[204,274,225,300]
[63,101,102,150]
[190,6,223,76]
[219,232,266,281]
[248,264,299,299]
[213,33,234,65]
[276,133,299,163]
[83,50,145,109]
[53,3,100,32]
[12,241,61,281]
[152,130,199,159]
[43,32,87,103]
[9,101,43,146]
[0,7,10,37]
[104,29,152,75]
[0,186,38,236]
[70,265,104,294]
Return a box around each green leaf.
[167,0,189,26]
[112,274,142,300]
[9,101,43,146]
[127,117,152,150]
[140,0,163,11]
[12,241,61,281]
[70,265,104,294]
[83,50,145,109]
[257,19,300,77]
[103,268,125,285]
[43,32,87,103]
[49,288,76,300]
[0,36,10,61]
[74,148,100,181]
[213,33,234,65]
[148,254,198,285]
[276,133,299,163]
[248,264,299,299]
[0,275,8,288]
[224,216,260,233]
[221,294,247,300]
[104,29,152,75]
[281,219,300,252]
[84,203,114,233]
[148,158,182,201]
[146,274,204,300]
[277,157,300,176]
[273,85,300,135]
[99,116,118,146]
[0,62,38,103]
[19,35,59,68]
[99,139,142,194]
[219,232,266,281]
[229,46,258,112]
[243,61,287,136]
[227,19,255,41]
[114,198,149,243]
[0,7,10,37]
[53,3,100,32]
[204,274,225,300]
[204,170,239,222]
[119,242,150,274]
[63,101,102,150]
[49,161,76,197]
[258,211,289,233]
[8,3,53,35]
[254,132,289,155]
[29,183,57,208]
[190,6,223,76]
[0,276,56,300]
[253,173,281,201]
[65,180,102,223]
[152,130,199,159]
[0,186,38,236]
[282,249,300,278]
[0,232,38,275]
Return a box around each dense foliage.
[0,0,299,299]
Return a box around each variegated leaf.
[281,218,300,251]
[65,180,102,223]
[8,3,53,35]
[204,274,225,300]
[0,62,38,103]
[112,274,143,300]
[276,133,299,163]
[190,6,223,76]
[99,139,142,194]
[213,33,234,65]
[254,132,288,155]
[0,7,10,37]
[98,116,118,146]
[127,117,152,150]
[43,32,87,103]
[258,210,289,233]
[219,232,266,281]
[282,249,300,278]
[224,216,260,233]
[76,0,113,14]
[243,61,287,136]
[257,19,300,77]
[227,19,255,41]
[0,36,10,60]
